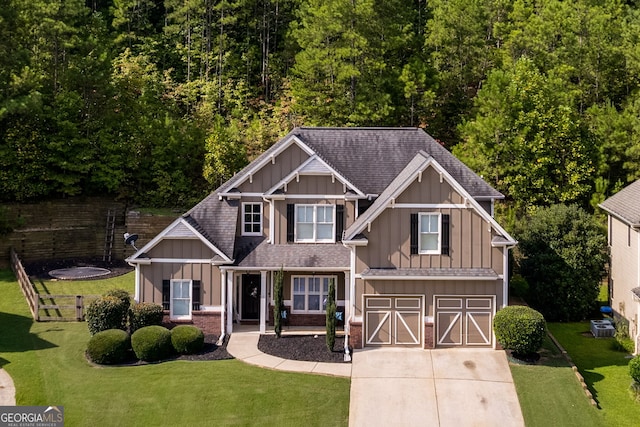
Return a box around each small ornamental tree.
[494,305,546,356]
[325,278,337,352]
[273,268,284,338]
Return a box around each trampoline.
[48,266,111,280]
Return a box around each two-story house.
[600,179,640,354]
[126,127,517,354]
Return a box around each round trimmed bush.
[86,329,131,365]
[130,302,164,333]
[131,325,173,362]
[630,356,640,383]
[86,295,129,335]
[171,325,205,354]
[494,305,546,356]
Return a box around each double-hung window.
[170,279,192,320]
[419,213,440,254]
[295,204,334,242]
[292,276,335,313]
[242,202,262,236]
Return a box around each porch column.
[226,271,234,334]
[220,269,226,337]
[260,270,267,333]
[344,270,351,359]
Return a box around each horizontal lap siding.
[140,263,221,307]
[354,279,503,317]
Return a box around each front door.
[241,274,261,320]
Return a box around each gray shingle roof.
[600,179,640,227]
[183,195,239,258]
[234,237,350,269]
[291,127,502,198]
[361,268,498,279]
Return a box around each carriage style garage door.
[435,296,494,347]
[364,295,423,347]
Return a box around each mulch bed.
[24,258,133,280]
[258,334,347,363]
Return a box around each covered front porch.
[221,268,351,336]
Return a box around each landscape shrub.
[273,268,284,338]
[86,329,131,365]
[104,288,131,312]
[494,305,546,356]
[86,295,129,335]
[613,319,636,353]
[171,325,205,354]
[509,275,529,299]
[325,278,336,352]
[630,356,640,383]
[130,302,164,333]
[131,325,173,362]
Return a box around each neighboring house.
[126,127,517,353]
[600,179,640,354]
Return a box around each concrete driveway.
[349,348,524,427]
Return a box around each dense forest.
[2,0,640,214]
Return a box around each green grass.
[32,272,135,296]
[509,334,603,426]
[0,269,350,426]
[548,322,640,427]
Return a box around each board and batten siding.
[609,216,640,340]
[146,239,216,259]
[395,167,464,205]
[283,174,348,195]
[139,263,222,307]
[354,206,503,272]
[236,143,310,193]
[354,279,503,317]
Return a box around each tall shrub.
[86,295,128,335]
[273,268,284,338]
[130,302,164,333]
[325,278,336,352]
[516,204,607,321]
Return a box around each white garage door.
[364,295,423,347]
[435,296,494,347]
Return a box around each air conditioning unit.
[590,320,615,338]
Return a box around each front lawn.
[0,269,350,426]
[509,334,603,426]
[548,322,640,427]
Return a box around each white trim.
[290,275,338,314]
[220,270,226,337]
[199,305,224,312]
[126,217,233,264]
[275,194,357,200]
[418,212,441,254]
[294,204,336,243]
[343,155,517,245]
[392,203,467,209]
[134,267,141,303]
[241,202,263,236]
[170,279,192,320]
[266,155,365,198]
[226,271,234,333]
[357,274,498,281]
[221,266,349,272]
[260,271,267,333]
[503,247,510,308]
[219,192,264,198]
[134,258,228,264]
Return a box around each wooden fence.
[10,248,99,322]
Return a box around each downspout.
[343,243,357,362]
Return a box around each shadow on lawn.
[0,311,57,354]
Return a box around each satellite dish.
[124,233,139,251]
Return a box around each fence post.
[76,295,84,321]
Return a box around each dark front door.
[242,274,261,320]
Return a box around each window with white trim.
[292,276,336,313]
[419,213,440,254]
[242,202,262,236]
[171,279,192,320]
[295,204,334,242]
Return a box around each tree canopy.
[2,0,640,209]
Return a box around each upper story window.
[242,203,262,236]
[419,213,441,254]
[295,204,334,242]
